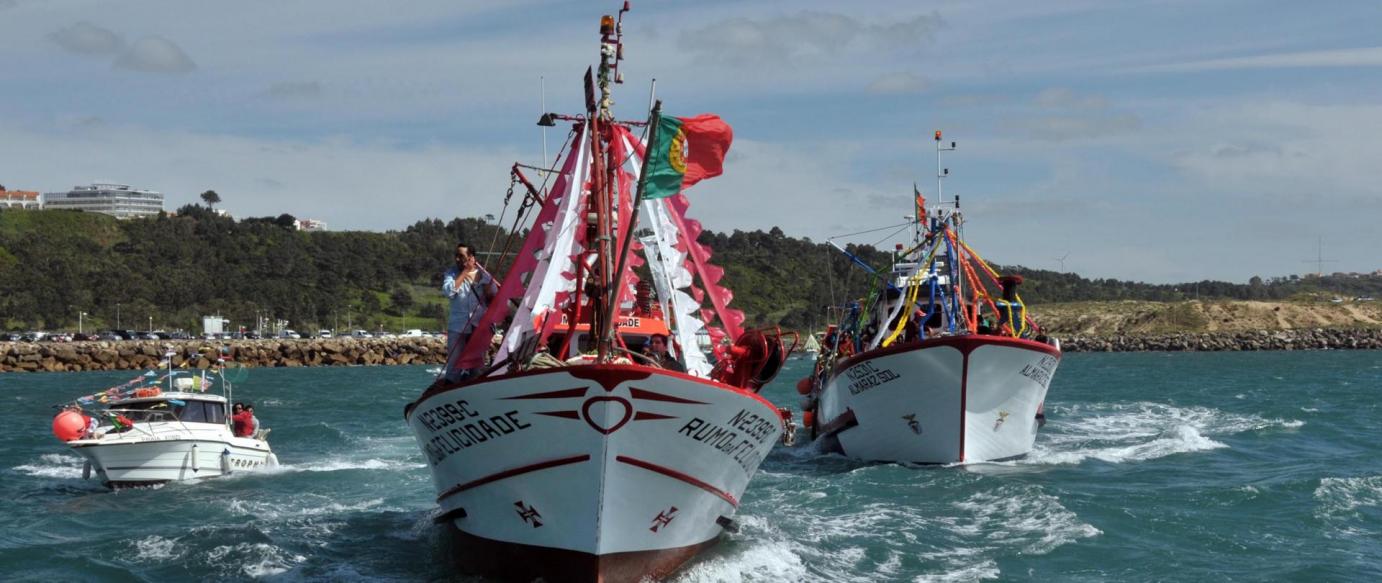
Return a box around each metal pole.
[541,76,548,168]
[601,102,662,351]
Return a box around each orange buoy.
[52,410,89,442]
[134,387,161,398]
[795,377,812,395]
[802,410,815,428]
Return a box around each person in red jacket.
[231,402,253,437]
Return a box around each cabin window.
[204,402,226,424]
[116,401,171,422]
[175,402,209,423]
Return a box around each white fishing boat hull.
[406,364,783,583]
[70,424,275,488]
[815,335,1060,464]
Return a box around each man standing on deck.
[442,243,499,381]
[646,333,685,373]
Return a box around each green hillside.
[2,207,1378,333]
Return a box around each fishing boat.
[50,354,276,489]
[798,131,1061,464]
[405,7,793,581]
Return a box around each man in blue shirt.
[443,243,499,381]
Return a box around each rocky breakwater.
[1060,328,1382,352]
[0,337,448,373]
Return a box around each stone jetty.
[1059,328,1382,352]
[0,337,447,373]
[4,328,1381,373]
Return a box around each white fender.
[221,448,232,475]
[190,443,199,472]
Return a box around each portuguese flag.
[643,113,733,200]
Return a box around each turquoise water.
[2,352,1380,581]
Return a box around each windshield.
[107,400,226,424]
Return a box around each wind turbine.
[1054,252,1070,273]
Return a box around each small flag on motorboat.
[644,114,733,199]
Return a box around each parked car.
[350,330,372,338]
[71,333,97,341]
[279,329,301,339]
[317,329,333,339]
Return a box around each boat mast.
[934,130,963,326]
[591,3,630,361]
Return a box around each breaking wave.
[1022,402,1302,466]
[11,453,84,479]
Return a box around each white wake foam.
[274,457,424,473]
[203,542,305,578]
[1314,475,1382,519]
[1024,402,1301,466]
[130,535,184,562]
[673,539,809,583]
[950,485,1101,555]
[11,452,85,479]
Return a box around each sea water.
[2,351,1380,581]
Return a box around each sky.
[2,0,1380,283]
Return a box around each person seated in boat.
[645,333,685,373]
[976,314,995,335]
[231,402,253,437]
[442,242,500,381]
[247,403,261,437]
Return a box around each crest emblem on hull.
[650,506,679,532]
[902,413,922,435]
[514,501,543,528]
[994,410,1010,431]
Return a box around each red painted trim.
[959,350,969,462]
[441,520,719,583]
[830,334,1060,379]
[410,365,780,423]
[633,411,677,421]
[502,387,589,400]
[569,366,652,390]
[537,411,581,419]
[629,387,708,405]
[436,455,591,503]
[615,455,739,507]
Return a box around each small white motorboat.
[52,356,277,489]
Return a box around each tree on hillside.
[200,190,221,208]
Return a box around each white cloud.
[678,11,944,67]
[1010,113,1141,141]
[1034,87,1108,110]
[1134,46,1382,73]
[114,36,197,73]
[266,81,325,100]
[866,72,929,95]
[47,21,124,55]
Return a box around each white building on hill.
[43,183,163,219]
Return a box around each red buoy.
[52,410,89,442]
[795,377,812,395]
[802,410,815,428]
